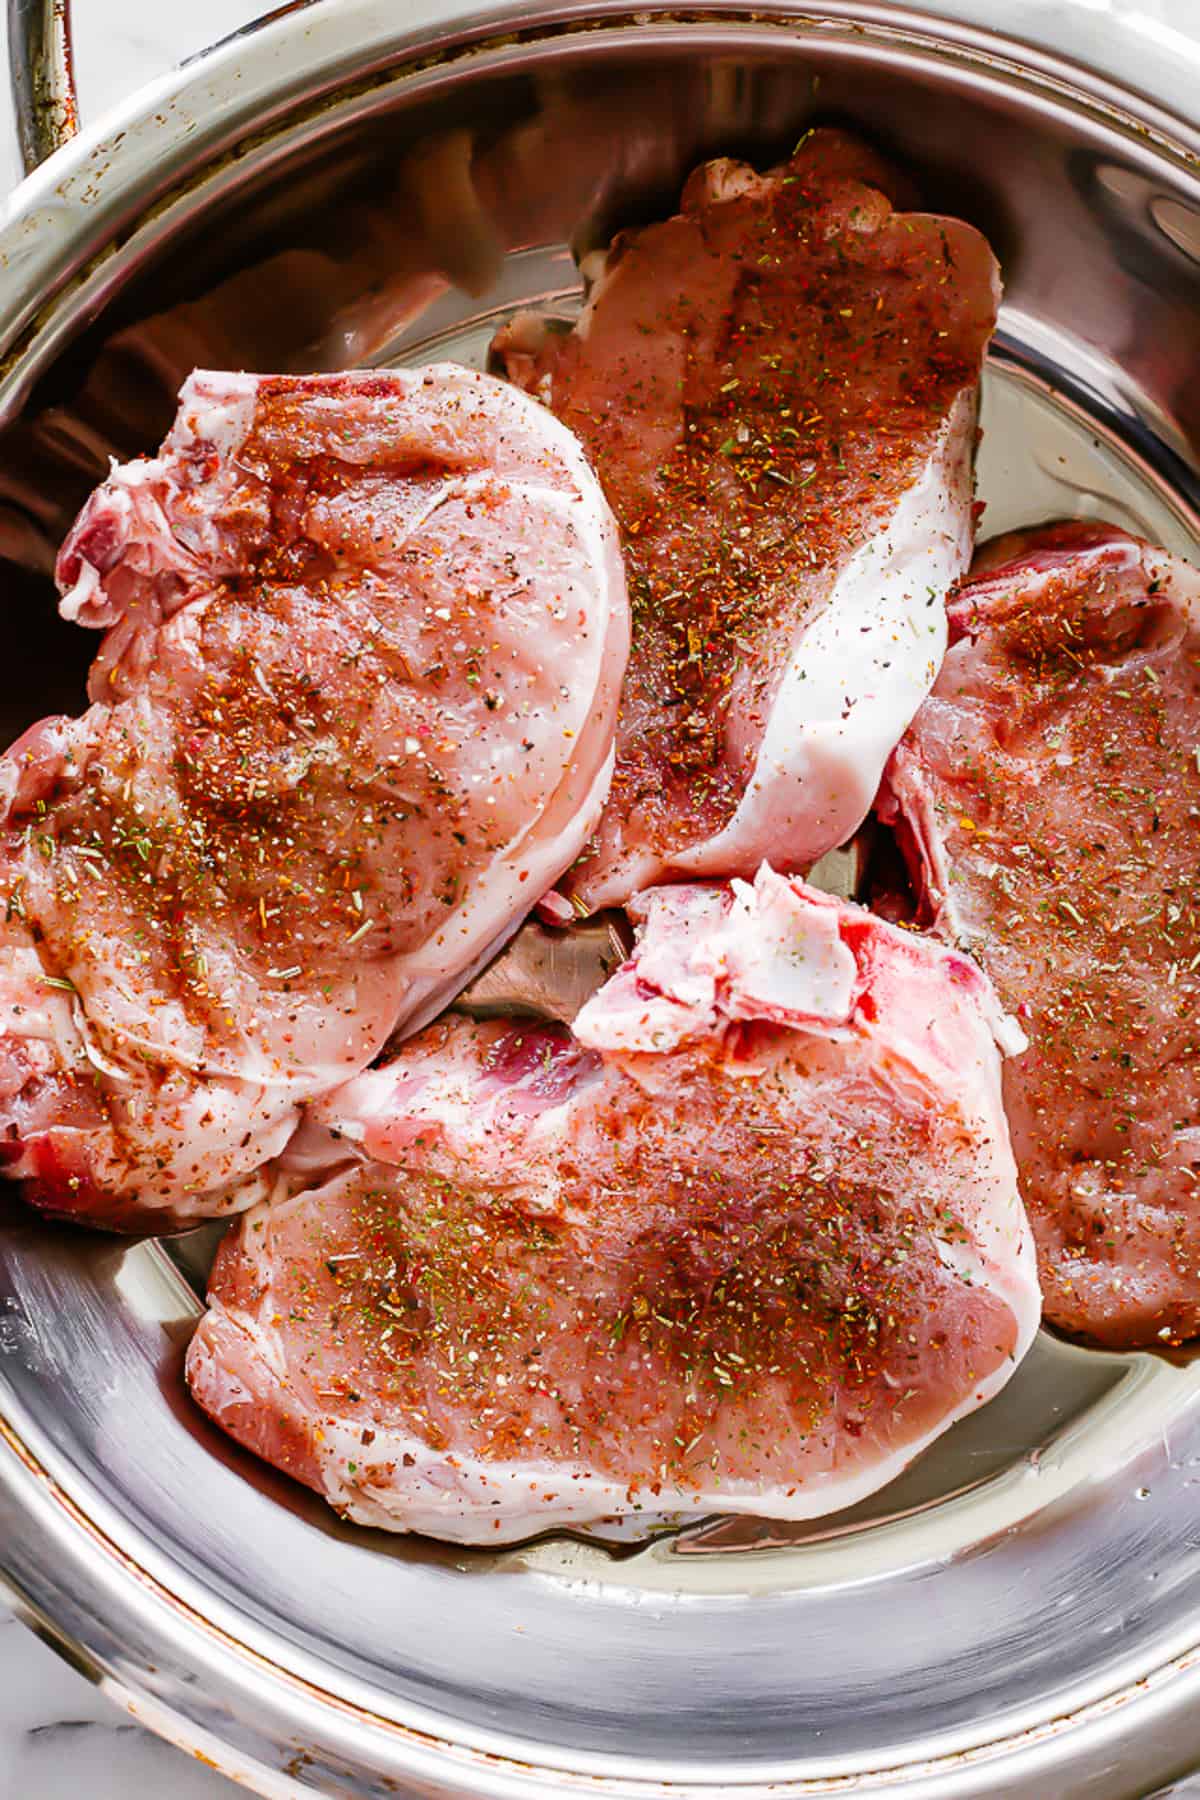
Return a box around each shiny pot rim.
[3,0,1200,405]
[12,1388,1200,1800]
[2,4,1200,1797]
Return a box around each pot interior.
[1,13,1200,1789]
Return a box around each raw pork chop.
[881,521,1200,1348]
[187,865,1038,1543]
[493,128,1000,912]
[0,368,626,1229]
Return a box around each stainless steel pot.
[1,3,1200,1796]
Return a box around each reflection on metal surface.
[0,6,1198,1799]
[156,1221,229,1306]
[977,347,1199,551]
[7,0,77,175]
[806,827,874,903]
[1089,159,1200,269]
[1153,194,1200,263]
[451,913,631,1025]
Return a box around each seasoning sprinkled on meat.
[494,128,1000,912]
[187,865,1037,1542]
[0,366,627,1229]
[881,520,1200,1348]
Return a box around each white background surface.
[0,1,1198,1797]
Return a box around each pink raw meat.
[187,865,1038,1543]
[881,520,1200,1347]
[0,367,627,1228]
[493,128,999,912]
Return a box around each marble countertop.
[0,2,1199,1798]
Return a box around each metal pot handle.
[7,0,76,174]
[5,1,324,175]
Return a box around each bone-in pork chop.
[187,866,1038,1543]
[881,521,1200,1348]
[493,129,1000,913]
[0,367,627,1228]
